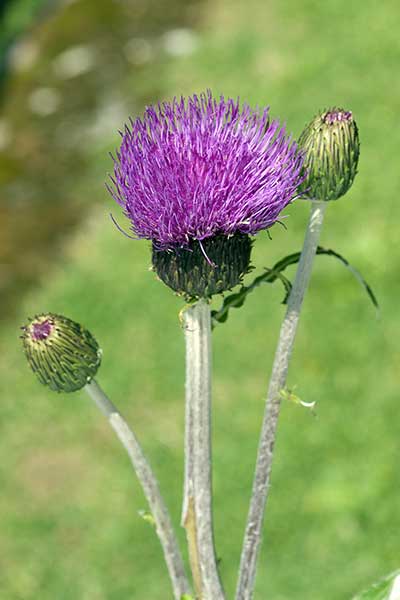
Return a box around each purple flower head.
[323,109,353,125]
[109,91,305,250]
[31,319,53,341]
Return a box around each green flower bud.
[152,232,252,300]
[298,108,360,201]
[21,314,102,393]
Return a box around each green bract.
[152,233,252,300]
[21,313,102,393]
[298,108,360,201]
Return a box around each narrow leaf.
[212,245,378,327]
[315,246,379,311]
[272,246,379,310]
[211,268,291,326]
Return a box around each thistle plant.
[110,91,305,600]
[20,96,378,600]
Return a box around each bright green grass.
[1,0,400,598]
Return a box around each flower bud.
[152,232,252,299]
[298,108,360,201]
[21,314,102,392]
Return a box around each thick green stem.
[236,201,327,600]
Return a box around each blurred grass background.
[1,0,399,598]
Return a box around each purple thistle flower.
[109,91,305,251]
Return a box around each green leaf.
[352,569,400,599]
[269,246,379,310]
[211,245,378,327]
[211,268,292,326]
[315,246,379,311]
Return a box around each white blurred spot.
[162,28,199,57]
[389,575,400,600]
[8,39,39,72]
[0,120,12,150]
[86,94,128,142]
[29,88,61,116]
[55,94,128,150]
[124,38,154,65]
[53,45,95,79]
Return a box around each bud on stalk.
[20,314,191,598]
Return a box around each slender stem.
[236,201,327,600]
[84,379,191,600]
[181,299,225,600]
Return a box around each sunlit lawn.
[1,0,400,598]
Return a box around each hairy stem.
[85,379,191,600]
[236,201,327,600]
[181,299,225,600]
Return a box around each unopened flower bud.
[298,108,360,201]
[152,232,252,299]
[21,313,102,392]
